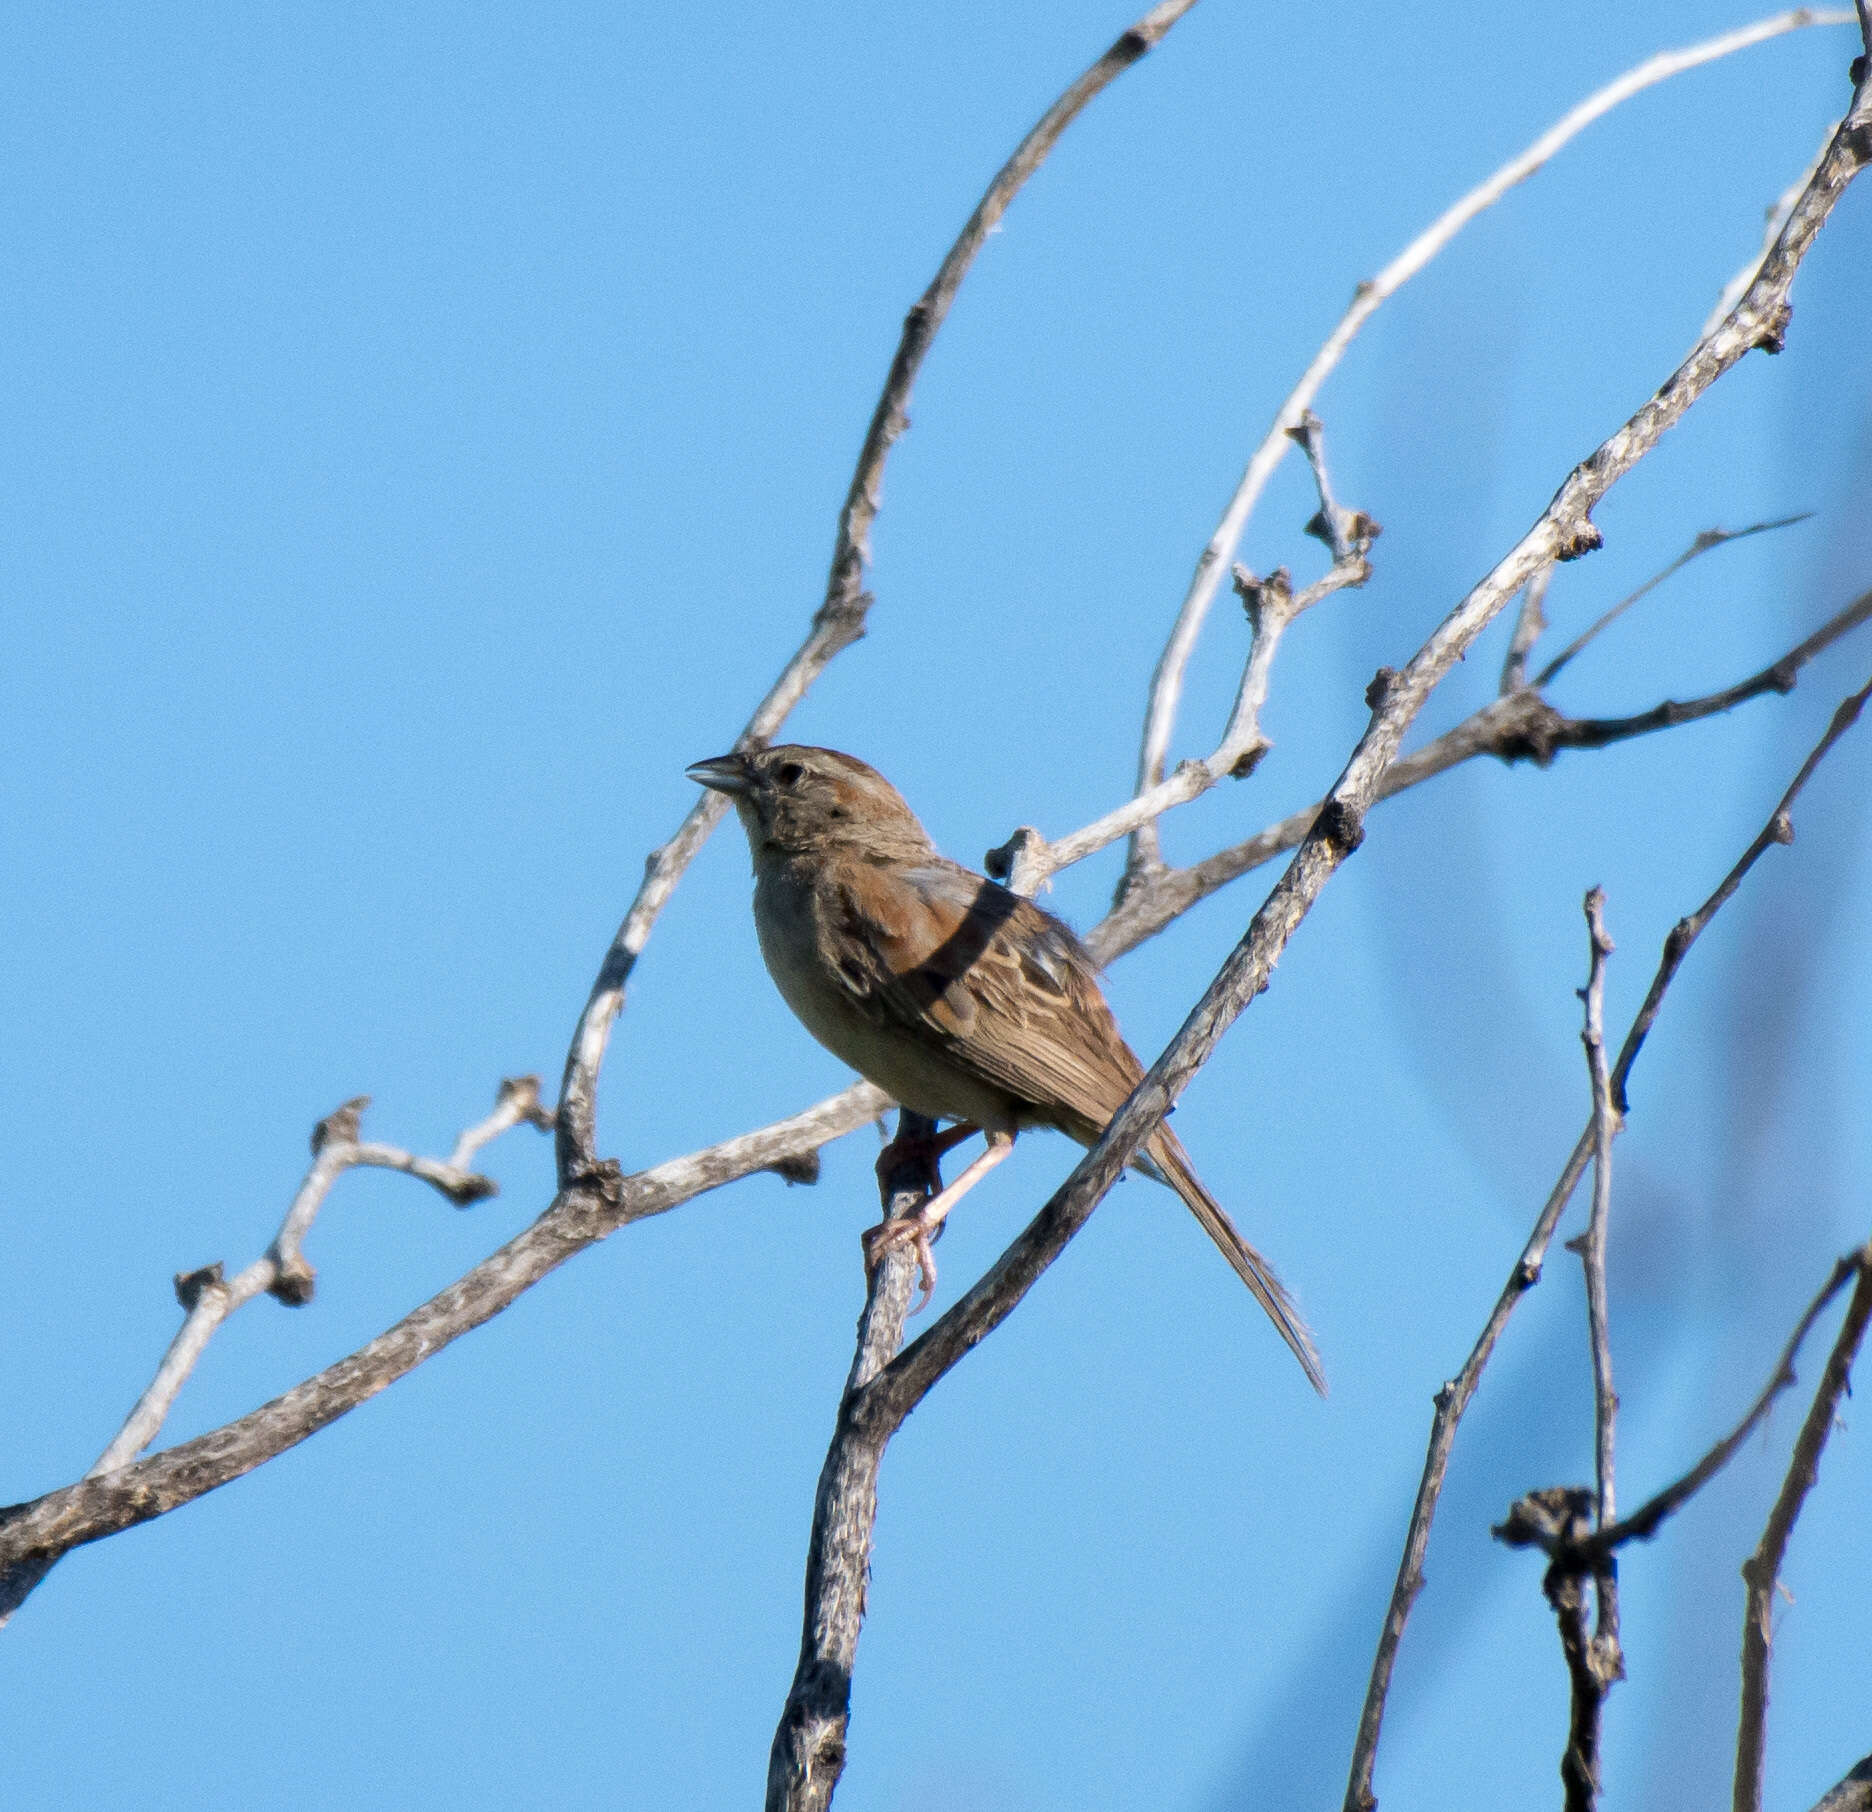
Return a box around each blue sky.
[3,4,1869,1807]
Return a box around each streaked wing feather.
[830,860,1138,1135]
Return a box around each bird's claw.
[862,1214,939,1313]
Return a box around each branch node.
[173,1263,227,1311]
[497,1074,556,1131]
[1491,692,1570,767]
[1365,666,1396,711]
[1233,564,1293,630]
[1493,1482,1594,1554]
[267,1256,317,1308]
[1753,299,1793,354]
[1312,797,1366,857]
[438,1171,499,1208]
[311,1096,370,1155]
[1556,520,1605,562]
[984,826,1050,894]
[1229,740,1271,780]
[767,1149,823,1187]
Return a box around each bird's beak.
[686,752,753,797]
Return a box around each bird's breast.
[749,858,1019,1132]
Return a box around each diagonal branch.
[552,0,1202,1181]
[1126,5,1854,877]
[1734,1244,1872,1812]
[0,1080,552,1625]
[1093,583,1872,965]
[1533,513,1813,688]
[1347,657,1872,1812]
[788,72,1872,1809]
[0,1080,888,1610]
[988,411,1376,895]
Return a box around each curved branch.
[1126,6,1854,876]
[553,0,1201,1178]
[786,72,1872,1809]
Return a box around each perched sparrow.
[688,743,1323,1391]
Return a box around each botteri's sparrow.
[688,743,1323,1392]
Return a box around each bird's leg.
[874,1117,981,1200]
[863,1130,1016,1313]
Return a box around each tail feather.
[1143,1129,1326,1395]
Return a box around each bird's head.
[687,744,933,863]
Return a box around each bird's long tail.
[1143,1128,1326,1395]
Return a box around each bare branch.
[1093,583,1872,966]
[552,0,1202,1180]
[1127,6,1855,876]
[0,1082,552,1624]
[1574,890,1624,1684]
[1344,654,1872,1811]
[1534,513,1813,688]
[1702,125,1839,340]
[766,1126,935,1812]
[994,414,1374,894]
[0,1080,887,1608]
[1559,1253,1858,1560]
[1612,671,1872,1114]
[1735,1245,1872,1812]
[1810,1754,1872,1812]
[1500,565,1555,694]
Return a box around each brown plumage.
[688,743,1324,1392]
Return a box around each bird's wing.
[828,857,1138,1139]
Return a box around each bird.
[687,743,1324,1392]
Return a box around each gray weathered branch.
[1346,655,1872,1812]
[782,60,1872,1807]
[1735,1245,1872,1812]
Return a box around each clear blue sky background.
[3,4,1869,1808]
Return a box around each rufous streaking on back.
[688,743,1324,1393]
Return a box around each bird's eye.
[773,760,805,788]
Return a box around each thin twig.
[988,414,1374,893]
[1496,1253,1861,1564]
[1126,6,1854,878]
[1612,671,1872,1114]
[552,0,1202,1181]
[0,1080,888,1617]
[1574,890,1624,1684]
[1535,513,1813,688]
[1734,1245,1872,1812]
[1343,656,1872,1812]
[0,1080,552,1625]
[1093,584,1872,966]
[1501,566,1555,694]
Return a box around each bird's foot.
[862,1211,941,1314]
[875,1119,979,1201]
